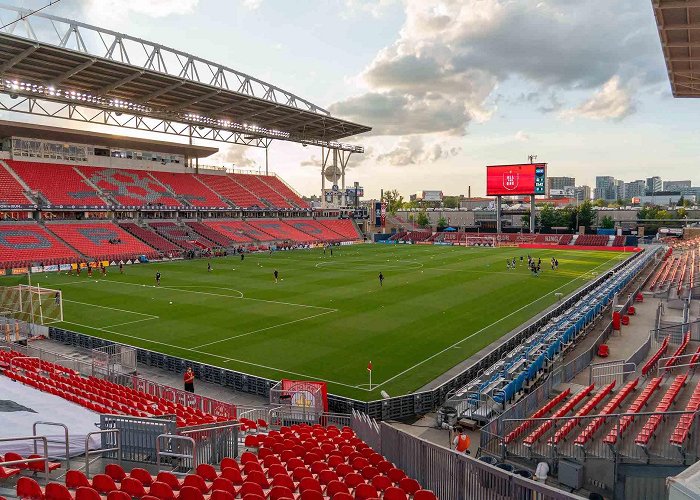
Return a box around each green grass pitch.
[16,244,627,400]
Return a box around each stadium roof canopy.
[653,0,700,97]
[0,5,369,152]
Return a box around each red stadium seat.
[120,478,148,499]
[383,487,408,500]
[91,474,117,494]
[66,471,91,490]
[45,482,73,500]
[75,488,101,500]
[107,491,132,500]
[398,478,421,495]
[413,490,437,500]
[177,486,205,500]
[17,477,45,500]
[148,482,176,500]
[353,484,378,500]
[105,464,127,483]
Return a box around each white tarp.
[0,375,100,456]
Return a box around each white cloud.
[330,0,659,138]
[561,76,636,122]
[241,0,263,10]
[343,0,397,18]
[514,131,530,142]
[83,0,199,18]
[373,136,461,166]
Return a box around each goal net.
[0,284,63,325]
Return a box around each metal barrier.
[156,434,196,472]
[351,409,381,452]
[380,422,580,500]
[589,360,637,386]
[99,414,175,465]
[84,429,121,478]
[0,435,50,482]
[32,421,70,470]
[627,332,652,368]
[179,421,239,466]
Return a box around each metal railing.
[156,434,196,472]
[0,435,50,482]
[179,421,239,466]
[99,414,176,465]
[380,422,581,500]
[32,421,70,470]
[589,360,637,386]
[351,409,381,452]
[84,429,121,478]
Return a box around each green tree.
[383,189,404,215]
[416,210,430,228]
[442,196,460,209]
[539,204,557,230]
[677,195,685,207]
[576,200,595,230]
[600,215,615,229]
[592,199,608,208]
[437,215,448,228]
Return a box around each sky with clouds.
[4,0,700,198]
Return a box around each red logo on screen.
[503,171,519,191]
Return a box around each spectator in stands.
[184,367,195,393]
[452,427,470,455]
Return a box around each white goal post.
[0,284,63,325]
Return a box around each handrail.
[0,435,50,482]
[33,421,70,470]
[156,434,196,471]
[84,429,121,478]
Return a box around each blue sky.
[5,0,700,198]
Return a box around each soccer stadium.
[0,1,699,500]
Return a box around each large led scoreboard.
[486,163,547,196]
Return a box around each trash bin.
[495,463,515,497]
[436,406,458,428]
[477,456,498,489]
[513,469,533,500]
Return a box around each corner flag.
[367,361,372,390]
[367,361,372,372]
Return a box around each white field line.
[59,320,369,391]
[102,317,160,328]
[193,309,338,349]
[62,298,159,318]
[371,252,626,390]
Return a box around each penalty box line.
[370,252,627,391]
[59,319,370,392]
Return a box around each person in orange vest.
[184,367,195,393]
[452,427,471,455]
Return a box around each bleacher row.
[648,245,697,295]
[9,422,436,500]
[453,248,657,413]
[0,349,228,427]
[1,160,308,210]
[0,218,361,268]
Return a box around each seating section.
[558,234,574,245]
[0,163,34,206]
[642,337,669,376]
[231,174,291,209]
[285,220,345,242]
[533,234,563,244]
[47,222,157,261]
[574,235,609,246]
[7,160,106,207]
[186,222,236,247]
[664,332,690,369]
[247,220,318,243]
[550,382,616,445]
[523,385,594,446]
[118,222,183,254]
[202,221,263,243]
[149,171,228,208]
[148,222,213,251]
[612,235,626,246]
[0,349,227,427]
[261,175,308,208]
[574,379,638,447]
[0,223,78,267]
[670,379,700,447]
[504,389,570,444]
[635,374,687,446]
[197,175,265,208]
[318,220,361,241]
[400,231,432,243]
[79,167,181,207]
[604,377,662,446]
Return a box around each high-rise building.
[625,180,646,199]
[547,176,575,196]
[574,186,591,202]
[646,176,662,195]
[663,180,692,191]
[594,176,615,200]
[613,179,625,201]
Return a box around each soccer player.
[101,263,107,276]
[76,264,81,276]
[155,271,161,286]
[87,266,93,277]
[379,272,384,287]
[119,262,123,274]
[54,290,60,306]
[241,253,244,261]
[274,270,279,283]
[207,262,212,272]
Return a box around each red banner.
[281,379,328,412]
[380,203,386,227]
